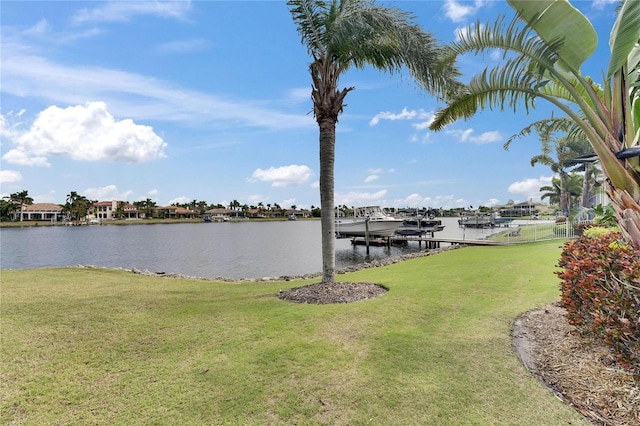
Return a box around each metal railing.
[486,220,590,244]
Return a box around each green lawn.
[0,240,588,425]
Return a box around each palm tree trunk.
[319,117,336,284]
[580,163,591,208]
[606,184,640,250]
[560,188,570,216]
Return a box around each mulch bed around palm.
[278,281,387,304]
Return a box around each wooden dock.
[349,235,507,249]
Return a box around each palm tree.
[429,0,640,248]
[114,201,125,219]
[0,197,20,221]
[64,191,92,223]
[540,175,583,211]
[9,190,33,222]
[529,131,591,215]
[142,198,156,219]
[508,117,603,210]
[290,0,461,283]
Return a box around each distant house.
[498,201,553,217]
[92,201,113,219]
[396,208,419,218]
[155,206,195,219]
[90,201,145,220]
[247,208,267,219]
[15,203,64,222]
[285,209,311,219]
[204,208,235,220]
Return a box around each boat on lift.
[395,217,445,236]
[335,206,403,238]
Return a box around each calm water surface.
[0,218,502,279]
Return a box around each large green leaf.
[507,0,596,71]
[607,0,640,77]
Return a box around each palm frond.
[288,0,330,55]
[504,117,576,150]
[430,58,545,131]
[315,1,461,99]
[451,15,562,79]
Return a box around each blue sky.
[0,0,620,209]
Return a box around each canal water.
[0,217,502,279]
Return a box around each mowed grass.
[1,240,588,425]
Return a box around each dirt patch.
[513,303,639,425]
[278,281,387,304]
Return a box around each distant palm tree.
[114,201,125,219]
[143,198,156,219]
[9,190,33,222]
[289,0,460,283]
[540,175,582,211]
[64,191,92,223]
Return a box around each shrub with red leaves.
[557,231,640,373]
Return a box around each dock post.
[364,218,370,255]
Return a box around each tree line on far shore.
[1,189,528,223]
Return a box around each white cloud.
[412,119,435,130]
[2,102,167,165]
[508,176,553,201]
[1,46,314,130]
[385,194,466,210]
[248,194,266,204]
[288,87,312,104]
[485,198,501,207]
[148,189,159,196]
[250,164,312,188]
[156,38,211,55]
[369,108,432,126]
[364,175,379,183]
[394,193,470,209]
[592,0,618,10]
[1,110,26,141]
[443,0,486,23]
[84,185,134,201]
[168,196,192,205]
[0,170,23,184]
[445,128,501,144]
[411,132,431,144]
[281,198,296,208]
[471,131,502,144]
[403,193,425,206]
[2,149,50,167]
[335,190,387,207]
[72,1,192,24]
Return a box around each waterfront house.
[155,205,195,219]
[90,201,145,220]
[204,208,235,220]
[14,203,64,222]
[498,200,553,217]
[285,209,311,219]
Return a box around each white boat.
[335,206,403,238]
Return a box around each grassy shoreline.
[0,240,587,424]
